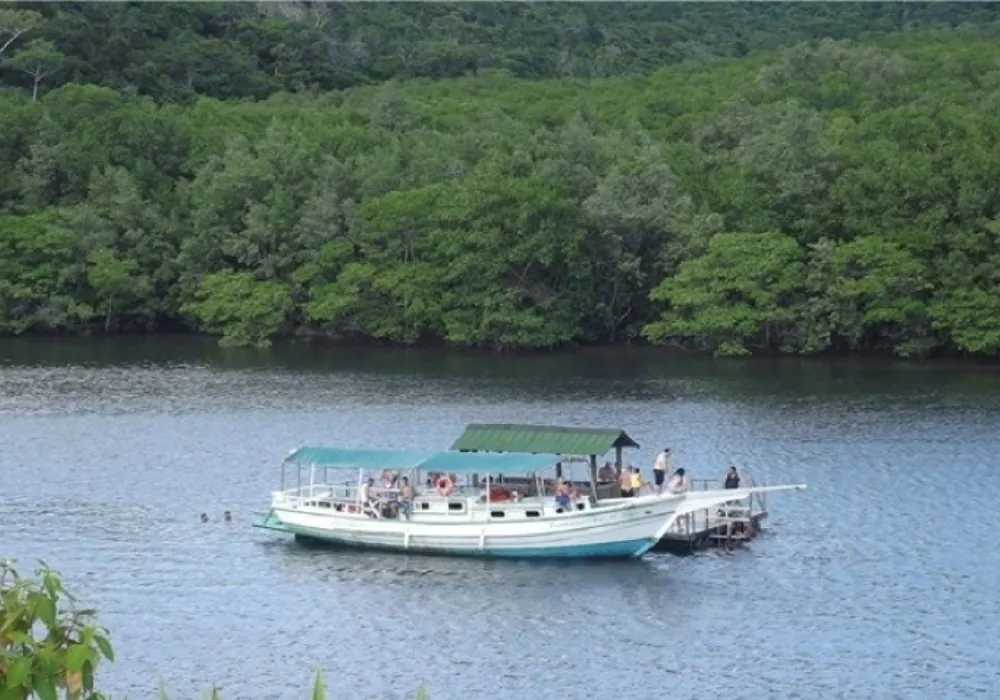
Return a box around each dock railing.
[669,470,768,542]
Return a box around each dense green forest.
[2,2,1000,357]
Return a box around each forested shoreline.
[2,3,1000,357]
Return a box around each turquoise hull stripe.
[251,509,294,534]
[471,538,654,559]
[283,529,655,560]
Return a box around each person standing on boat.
[724,466,740,489]
[653,447,672,494]
[618,467,633,498]
[398,477,413,519]
[360,477,378,516]
[629,467,645,496]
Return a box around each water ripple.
[2,348,1000,699]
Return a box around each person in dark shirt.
[724,466,740,489]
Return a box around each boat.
[253,445,807,560]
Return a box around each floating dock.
[653,478,769,555]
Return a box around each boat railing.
[689,471,766,512]
[274,481,488,507]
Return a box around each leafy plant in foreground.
[1,561,430,699]
[0,560,113,700]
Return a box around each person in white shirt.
[653,447,672,494]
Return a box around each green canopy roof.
[450,424,640,456]
[284,446,559,475]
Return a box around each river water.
[2,337,998,700]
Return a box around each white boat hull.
[266,495,679,559]
[255,484,807,560]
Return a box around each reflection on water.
[2,337,999,700]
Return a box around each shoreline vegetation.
[0,560,427,700]
[2,4,1000,359]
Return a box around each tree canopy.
[1,3,999,356]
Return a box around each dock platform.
[653,478,771,556]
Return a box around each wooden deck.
[653,502,769,555]
[653,509,767,556]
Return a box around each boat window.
[525,510,540,518]
[448,501,465,512]
[418,502,430,510]
[490,510,505,518]
[576,503,586,511]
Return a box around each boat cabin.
[450,423,641,500]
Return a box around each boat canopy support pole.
[589,455,599,502]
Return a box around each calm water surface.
[2,338,999,700]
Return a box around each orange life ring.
[436,475,454,496]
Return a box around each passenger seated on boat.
[478,484,512,503]
[554,480,572,510]
[667,468,688,495]
[598,461,616,483]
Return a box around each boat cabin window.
[418,502,430,511]
[448,501,465,513]
[525,510,540,518]
[490,510,505,518]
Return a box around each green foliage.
[644,232,806,356]
[0,561,113,700]
[3,3,997,102]
[0,5,999,356]
[180,271,292,347]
